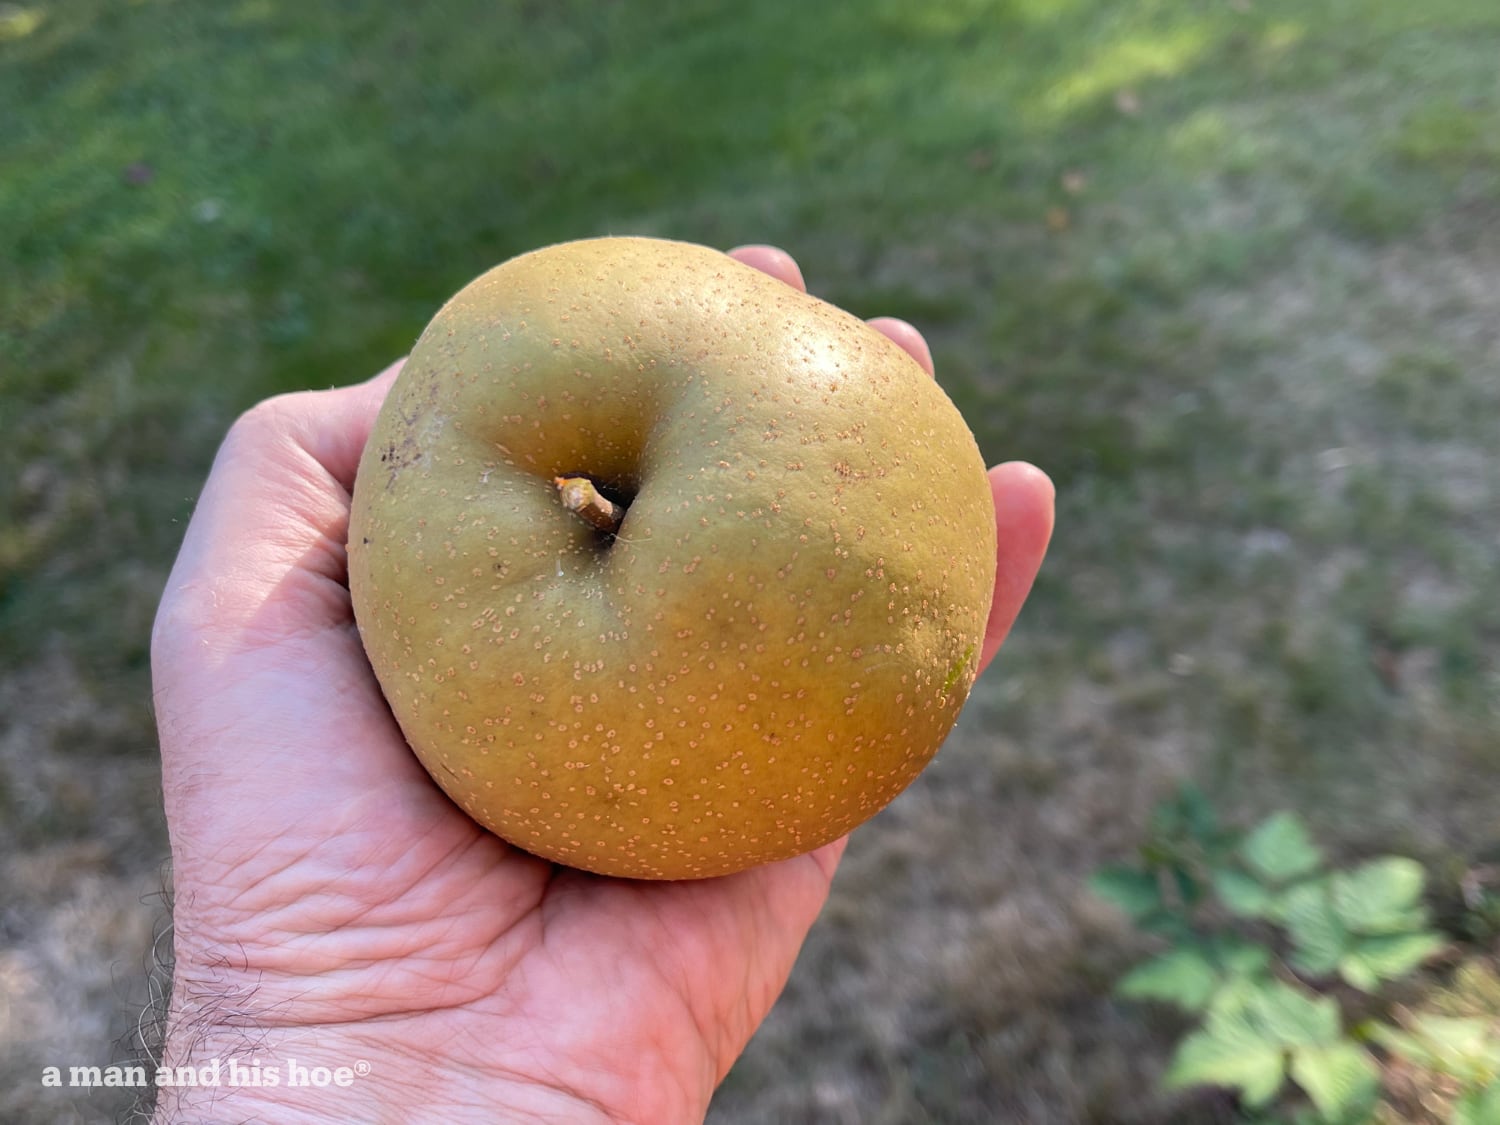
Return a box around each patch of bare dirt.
[0,644,167,1124]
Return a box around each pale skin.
[149,245,1056,1123]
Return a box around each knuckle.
[227,392,305,446]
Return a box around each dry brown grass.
[0,647,166,1124]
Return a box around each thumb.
[152,359,402,659]
[151,361,427,847]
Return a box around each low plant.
[1093,788,1500,1124]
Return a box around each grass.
[3,0,1500,1121]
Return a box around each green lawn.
[4,1,1500,1121]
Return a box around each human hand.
[149,244,1055,1124]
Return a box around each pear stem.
[554,476,624,535]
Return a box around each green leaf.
[1175,784,1230,856]
[1336,954,1381,993]
[1115,939,1277,1012]
[1339,930,1445,989]
[1167,979,1341,1104]
[1215,868,1278,918]
[1117,948,1221,1011]
[1166,1025,1286,1107]
[1280,879,1349,977]
[1137,909,1196,941]
[1213,936,1275,981]
[1152,784,1213,839]
[1413,1014,1500,1080]
[1288,1040,1380,1121]
[1090,866,1163,922]
[1368,1022,1443,1071]
[1330,857,1429,935]
[1454,1079,1500,1125]
[1204,977,1340,1046]
[1370,1014,1500,1084]
[1241,812,1324,885]
[1236,980,1342,1048]
[1170,863,1208,909]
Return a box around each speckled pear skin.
[347,237,996,879]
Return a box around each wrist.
[150,1022,628,1125]
[153,902,718,1125]
[148,963,708,1125]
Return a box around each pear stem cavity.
[554,475,625,536]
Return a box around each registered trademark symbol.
[354,1060,371,1077]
